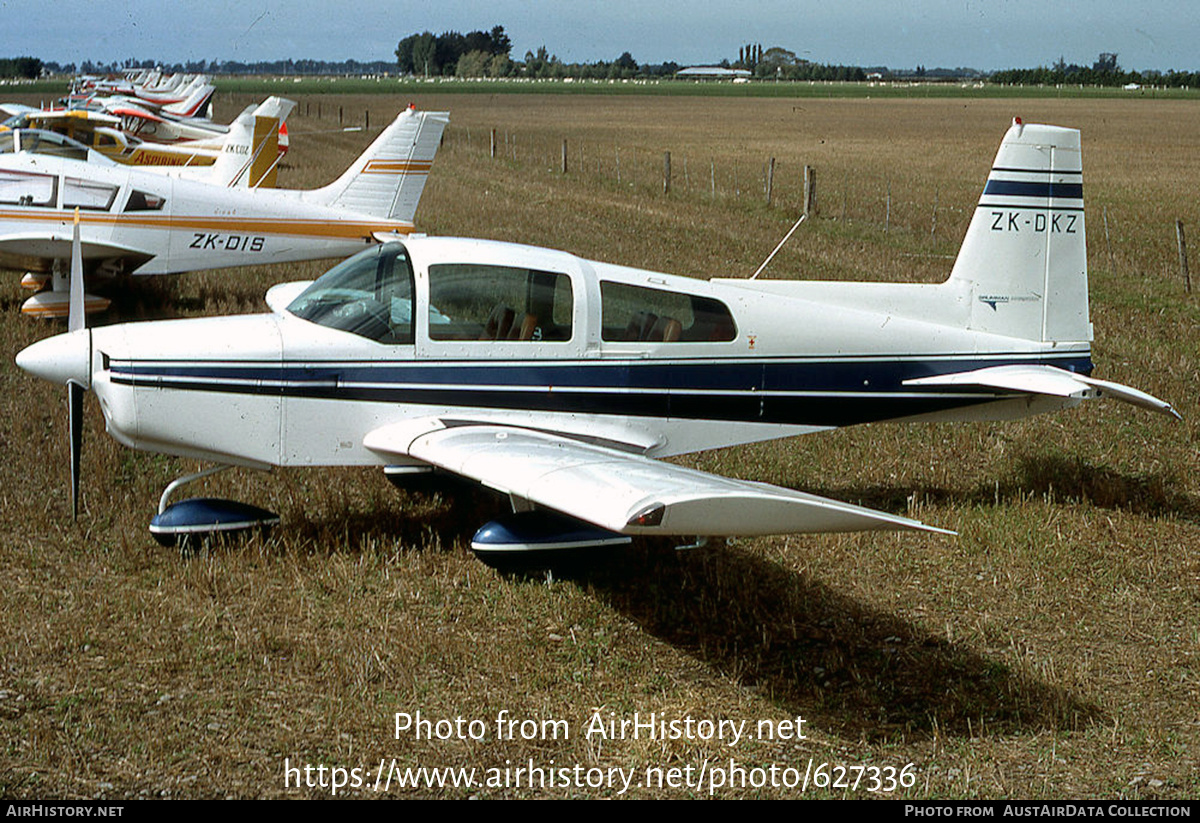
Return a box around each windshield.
[286,243,415,343]
[8,129,93,160]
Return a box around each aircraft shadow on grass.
[271,474,1102,743]
[564,541,1101,742]
[802,455,1196,524]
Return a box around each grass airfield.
[0,90,1198,798]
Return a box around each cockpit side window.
[63,176,118,211]
[286,244,415,344]
[426,264,574,342]
[600,281,737,342]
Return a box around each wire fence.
[443,125,974,248]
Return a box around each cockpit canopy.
[286,243,416,344]
[286,242,579,346]
[288,240,739,348]
[0,128,108,163]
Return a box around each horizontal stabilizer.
[904,365,1180,419]
[364,420,953,538]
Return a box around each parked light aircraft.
[88,80,216,121]
[1,97,294,182]
[0,106,447,317]
[99,94,265,148]
[16,120,1178,554]
[75,73,211,110]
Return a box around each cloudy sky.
[2,0,1196,72]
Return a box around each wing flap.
[364,420,951,537]
[904,365,1180,420]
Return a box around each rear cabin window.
[0,169,56,206]
[427,264,573,342]
[600,281,737,342]
[124,189,166,211]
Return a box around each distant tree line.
[395,26,514,77]
[720,43,865,81]
[390,28,860,81]
[39,57,398,76]
[992,53,1197,87]
[0,56,43,79]
[26,42,1200,87]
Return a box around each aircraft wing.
[903,365,1181,420]
[0,233,154,268]
[363,419,952,537]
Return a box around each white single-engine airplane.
[16,120,1179,554]
[0,106,447,317]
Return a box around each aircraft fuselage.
[77,237,1091,470]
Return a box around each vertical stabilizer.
[203,97,294,188]
[312,107,449,222]
[245,96,295,188]
[162,83,215,118]
[947,119,1091,344]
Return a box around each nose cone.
[16,329,92,387]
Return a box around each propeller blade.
[68,207,84,333]
[68,381,83,519]
[68,207,86,517]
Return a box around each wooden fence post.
[562,139,568,174]
[766,157,775,205]
[1177,220,1192,292]
[803,165,817,217]
[663,151,671,194]
[1104,206,1116,277]
[885,179,891,233]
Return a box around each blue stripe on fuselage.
[106,353,1094,427]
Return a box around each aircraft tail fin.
[947,119,1091,344]
[313,106,449,222]
[162,83,215,118]
[206,97,295,188]
[243,96,295,188]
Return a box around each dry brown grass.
[0,92,1197,798]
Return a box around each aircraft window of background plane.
[63,177,118,211]
[600,281,737,343]
[15,130,90,161]
[286,243,415,344]
[426,264,574,343]
[123,189,165,212]
[0,168,57,207]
